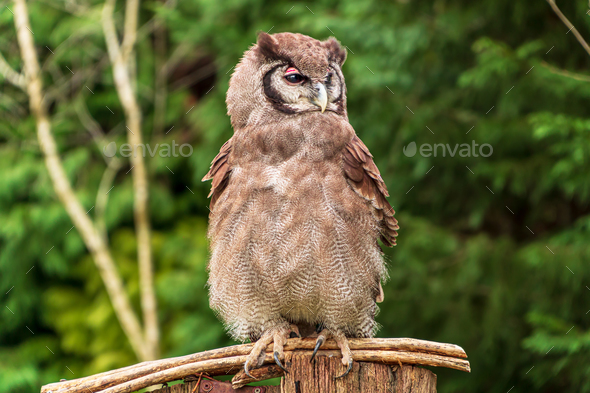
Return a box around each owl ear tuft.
[324,37,347,66]
[256,32,281,60]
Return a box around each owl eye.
[284,73,304,84]
[284,68,305,84]
[326,72,333,84]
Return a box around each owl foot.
[309,329,353,379]
[243,323,298,379]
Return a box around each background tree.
[0,0,588,392]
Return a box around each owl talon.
[274,351,289,373]
[332,330,353,379]
[334,358,353,379]
[243,362,257,380]
[310,335,325,363]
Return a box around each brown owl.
[203,32,398,379]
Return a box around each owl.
[203,32,398,379]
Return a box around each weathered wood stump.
[279,352,436,393]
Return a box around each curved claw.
[310,336,325,363]
[289,331,300,339]
[243,362,257,380]
[334,358,353,379]
[274,351,289,374]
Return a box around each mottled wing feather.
[343,135,399,247]
[202,139,233,210]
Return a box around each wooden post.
[279,352,436,393]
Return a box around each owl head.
[227,32,348,129]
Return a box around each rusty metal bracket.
[196,378,266,393]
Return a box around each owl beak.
[312,83,328,113]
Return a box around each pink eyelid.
[285,67,299,74]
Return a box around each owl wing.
[342,135,399,247]
[202,138,233,210]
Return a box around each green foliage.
[1,0,589,392]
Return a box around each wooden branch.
[121,0,139,64]
[41,338,469,393]
[52,351,462,393]
[284,337,467,358]
[95,353,262,393]
[42,343,262,393]
[48,60,119,169]
[44,55,110,105]
[12,0,148,363]
[169,63,217,92]
[352,349,469,371]
[102,0,159,360]
[540,60,590,82]
[73,95,114,160]
[231,364,284,389]
[152,20,167,135]
[547,0,590,57]
[102,0,121,61]
[0,50,26,89]
[161,41,192,78]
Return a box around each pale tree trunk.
[101,0,160,360]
